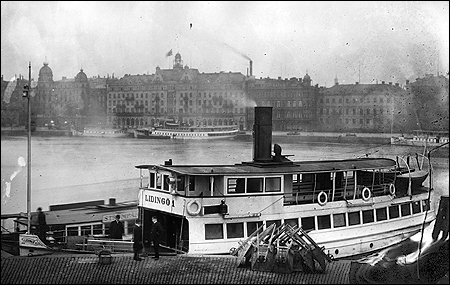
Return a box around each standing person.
[151,216,163,260]
[133,220,143,261]
[37,207,47,243]
[109,214,124,240]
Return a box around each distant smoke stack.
[109,198,116,206]
[253,107,272,162]
[249,60,253,77]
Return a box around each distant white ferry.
[391,130,449,148]
[149,124,239,140]
[81,127,131,138]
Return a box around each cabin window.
[150,172,155,188]
[81,225,92,236]
[376,208,388,221]
[285,218,298,228]
[266,219,281,229]
[301,217,315,231]
[335,172,343,189]
[67,226,79,236]
[344,171,354,178]
[247,178,263,193]
[226,223,244,239]
[316,173,332,190]
[247,221,263,237]
[333,213,346,228]
[126,220,135,235]
[205,224,223,240]
[265,177,281,192]
[412,201,421,214]
[189,176,195,192]
[362,209,374,224]
[401,203,411,216]
[226,178,244,194]
[163,175,170,191]
[156,173,163,189]
[93,224,103,235]
[317,215,331,229]
[422,200,430,211]
[303,174,313,182]
[177,176,186,192]
[389,205,400,219]
[348,211,361,226]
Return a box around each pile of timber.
[231,223,333,273]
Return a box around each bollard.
[98,250,112,265]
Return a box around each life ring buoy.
[389,183,396,196]
[362,187,371,201]
[317,191,328,206]
[186,199,202,215]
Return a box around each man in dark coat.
[133,220,143,261]
[37,207,47,243]
[109,214,124,240]
[151,216,163,260]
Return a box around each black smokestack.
[253,107,272,162]
[250,60,253,77]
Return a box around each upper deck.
[135,157,397,176]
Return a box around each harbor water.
[1,135,448,230]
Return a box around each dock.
[1,252,352,284]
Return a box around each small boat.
[82,127,132,138]
[150,124,239,140]
[134,107,437,259]
[391,130,449,148]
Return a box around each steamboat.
[135,107,436,259]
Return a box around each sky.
[1,1,449,87]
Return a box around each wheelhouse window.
[247,178,263,193]
[376,208,388,221]
[285,218,298,228]
[333,213,346,228]
[401,203,411,216]
[348,211,361,226]
[362,209,374,224]
[389,205,400,219]
[227,176,282,194]
[266,177,281,192]
[412,201,421,214]
[301,216,315,231]
[422,200,430,211]
[205,224,223,240]
[266,219,281,229]
[226,222,244,239]
[247,221,263,237]
[317,215,331,229]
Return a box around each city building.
[1,75,29,127]
[245,74,319,132]
[107,52,248,130]
[317,80,406,133]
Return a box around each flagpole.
[26,62,32,234]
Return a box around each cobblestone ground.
[1,253,352,284]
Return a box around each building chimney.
[109,198,116,206]
[249,60,253,77]
[253,107,272,162]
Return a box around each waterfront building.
[245,74,319,131]
[404,74,449,132]
[106,52,248,130]
[1,75,29,127]
[317,80,406,133]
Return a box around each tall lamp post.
[22,62,32,233]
